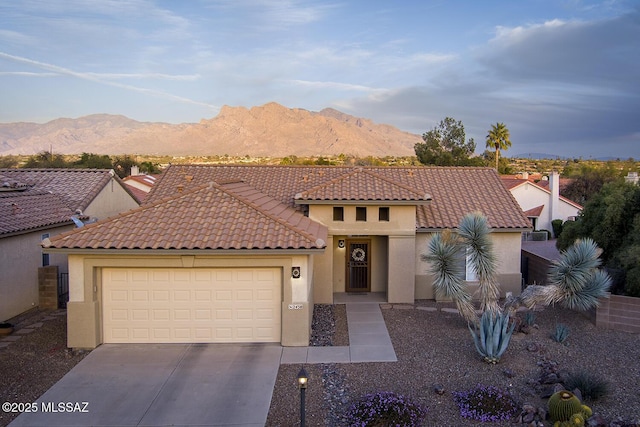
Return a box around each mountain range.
[0,103,420,157]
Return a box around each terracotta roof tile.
[294,168,430,202]
[0,169,129,236]
[47,181,327,250]
[0,169,116,212]
[146,165,531,231]
[523,205,544,217]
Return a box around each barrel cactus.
[548,391,592,425]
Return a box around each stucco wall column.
[387,235,415,303]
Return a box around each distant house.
[502,171,582,235]
[122,166,157,202]
[0,169,139,321]
[44,165,532,349]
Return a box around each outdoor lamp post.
[297,366,308,427]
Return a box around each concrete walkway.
[281,292,397,364]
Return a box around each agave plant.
[469,311,515,363]
[423,212,611,364]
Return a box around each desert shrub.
[345,391,428,427]
[552,323,570,344]
[452,385,518,422]
[564,370,609,401]
[552,219,564,238]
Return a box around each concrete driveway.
[9,343,283,427]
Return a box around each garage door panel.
[103,268,281,343]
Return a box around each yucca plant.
[423,212,612,364]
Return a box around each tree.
[423,211,611,362]
[74,153,113,169]
[414,117,479,166]
[561,163,620,205]
[558,181,640,296]
[111,155,139,178]
[0,155,19,168]
[485,122,511,171]
[22,151,70,168]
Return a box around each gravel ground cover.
[1,303,638,427]
[0,309,88,427]
[266,302,640,427]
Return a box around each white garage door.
[102,268,282,343]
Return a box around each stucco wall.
[310,204,416,301]
[510,183,580,232]
[65,253,315,348]
[415,231,523,300]
[0,225,73,321]
[83,177,140,220]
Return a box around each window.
[465,247,478,281]
[379,207,390,221]
[333,206,344,221]
[356,206,367,221]
[41,233,50,266]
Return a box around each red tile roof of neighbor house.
[523,205,544,217]
[145,165,532,231]
[0,169,123,212]
[45,180,328,250]
[0,169,130,237]
[500,176,583,210]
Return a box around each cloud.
[288,79,386,93]
[0,52,217,111]
[338,9,640,158]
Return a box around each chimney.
[625,172,639,185]
[549,171,560,225]
[131,165,140,176]
[522,171,529,180]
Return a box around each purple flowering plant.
[345,391,428,427]
[452,384,518,423]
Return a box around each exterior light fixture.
[338,239,345,248]
[297,366,308,427]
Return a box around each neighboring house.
[122,166,157,202]
[43,165,531,348]
[0,169,140,321]
[501,171,582,235]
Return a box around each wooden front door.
[346,240,371,292]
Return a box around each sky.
[0,1,639,159]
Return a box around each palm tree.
[486,122,511,171]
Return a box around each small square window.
[379,207,390,221]
[333,206,344,221]
[356,206,367,221]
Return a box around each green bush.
[552,219,564,238]
[564,370,609,401]
[624,266,640,297]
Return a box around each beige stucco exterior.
[0,224,73,320]
[0,175,139,322]
[64,252,316,349]
[309,204,417,304]
[414,231,523,300]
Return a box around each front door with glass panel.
[346,240,371,292]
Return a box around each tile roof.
[122,174,157,188]
[0,192,78,236]
[147,165,532,230]
[0,169,117,213]
[1,169,128,237]
[46,180,327,251]
[523,205,544,217]
[500,176,583,210]
[123,184,149,202]
[294,168,430,203]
